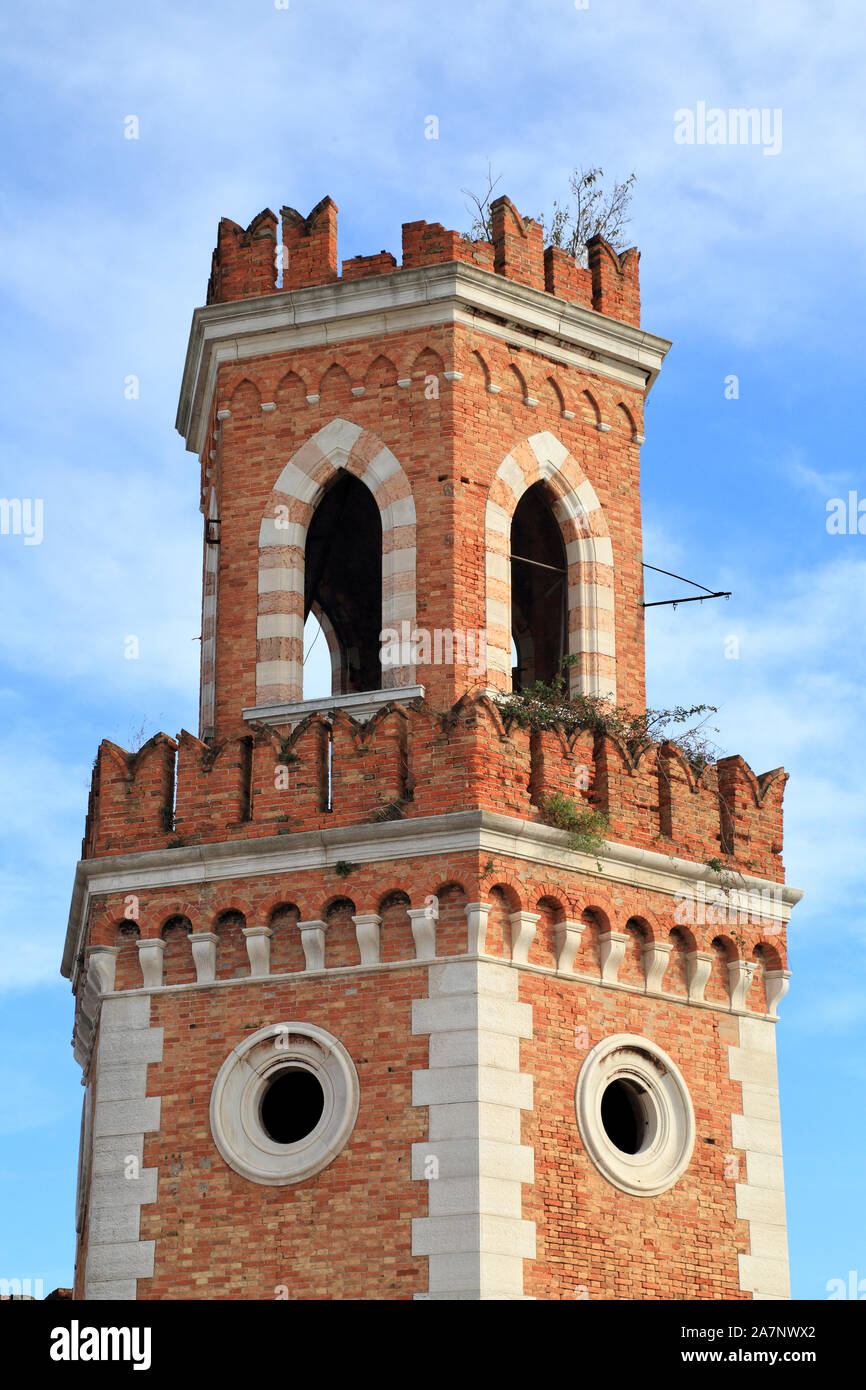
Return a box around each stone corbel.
[764,968,792,1017]
[686,950,714,1004]
[510,911,541,965]
[554,919,585,974]
[408,907,436,961]
[352,913,382,966]
[728,959,758,1011]
[599,931,629,984]
[85,945,119,995]
[189,931,219,984]
[243,925,273,977]
[642,940,673,994]
[137,937,166,990]
[73,1022,91,1072]
[76,954,109,1067]
[465,902,491,955]
[298,920,327,973]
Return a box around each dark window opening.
[511,481,567,691]
[326,723,333,812]
[260,1068,325,1144]
[600,1079,646,1154]
[305,473,382,694]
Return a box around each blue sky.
[1,0,864,1299]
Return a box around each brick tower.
[63,194,798,1301]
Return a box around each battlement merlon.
[78,697,793,885]
[205,195,637,315]
[177,198,669,459]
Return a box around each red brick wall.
[75,849,784,1299]
[520,975,750,1300]
[202,323,647,733]
[138,969,429,1300]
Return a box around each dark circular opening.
[601,1079,645,1154]
[261,1068,325,1144]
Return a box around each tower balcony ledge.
[243,683,425,730]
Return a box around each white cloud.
[789,460,850,499]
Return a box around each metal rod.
[641,562,718,596]
[511,552,566,574]
[642,592,731,608]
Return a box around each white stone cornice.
[74,943,794,1084]
[175,262,672,456]
[63,809,802,989]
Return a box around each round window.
[575,1034,694,1196]
[210,1023,359,1185]
[260,1067,326,1144]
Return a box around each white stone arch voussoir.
[256,417,417,705]
[485,429,617,702]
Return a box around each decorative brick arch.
[256,418,417,704]
[485,431,616,701]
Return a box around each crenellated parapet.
[206,209,281,304]
[83,733,177,856]
[203,195,641,327]
[81,694,787,881]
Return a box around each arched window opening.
[511,481,567,691]
[302,612,332,701]
[304,473,382,694]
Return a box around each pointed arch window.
[304,472,382,694]
[510,481,567,691]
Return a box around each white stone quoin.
[83,994,162,1300]
[411,960,535,1300]
[728,1016,791,1298]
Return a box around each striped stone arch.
[485,431,617,701]
[256,418,416,705]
